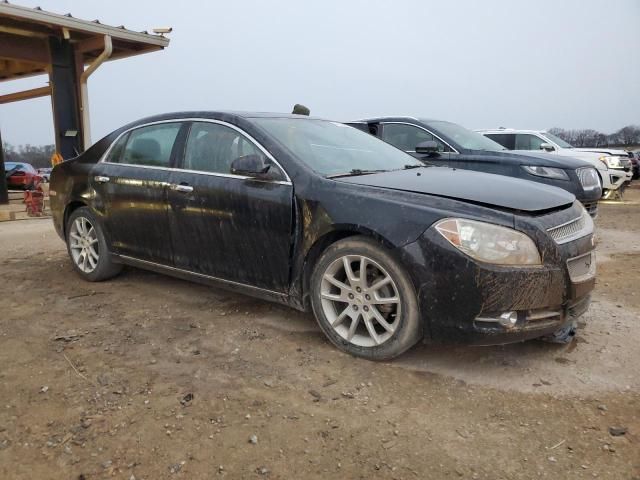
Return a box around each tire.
[66,206,122,282]
[310,236,421,360]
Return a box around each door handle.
[170,183,194,193]
[94,176,110,183]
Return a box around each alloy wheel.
[320,254,401,347]
[69,216,99,273]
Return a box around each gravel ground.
[0,187,639,479]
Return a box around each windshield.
[252,118,422,176]
[422,120,506,152]
[543,132,574,149]
[4,162,24,171]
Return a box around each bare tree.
[616,125,640,146]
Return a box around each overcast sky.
[1,0,639,146]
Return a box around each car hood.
[465,149,592,169]
[573,147,628,156]
[337,167,575,213]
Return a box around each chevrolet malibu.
[50,112,596,360]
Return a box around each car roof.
[130,111,327,123]
[352,116,428,124]
[476,128,548,134]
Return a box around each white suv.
[476,129,631,198]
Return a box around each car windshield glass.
[5,162,23,171]
[422,120,506,152]
[543,132,574,148]
[252,118,422,176]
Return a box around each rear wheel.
[66,207,122,281]
[310,237,421,360]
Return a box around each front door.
[90,121,183,264]
[167,120,294,292]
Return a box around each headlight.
[599,155,621,168]
[434,218,542,265]
[522,166,569,180]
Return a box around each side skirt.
[112,254,302,310]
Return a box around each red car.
[4,162,42,190]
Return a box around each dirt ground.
[1,187,639,480]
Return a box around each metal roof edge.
[0,2,170,47]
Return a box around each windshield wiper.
[403,164,423,169]
[326,169,388,179]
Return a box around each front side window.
[119,123,181,167]
[183,122,283,179]
[515,134,546,151]
[381,123,448,152]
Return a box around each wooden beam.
[0,34,50,63]
[0,86,50,104]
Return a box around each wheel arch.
[299,226,397,310]
[63,201,88,239]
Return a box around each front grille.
[576,167,600,189]
[547,212,593,244]
[567,251,596,282]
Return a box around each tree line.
[2,142,55,169]
[548,125,640,148]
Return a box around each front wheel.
[66,207,122,281]
[310,237,421,360]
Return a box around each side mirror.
[231,154,271,178]
[415,140,440,155]
[539,143,555,152]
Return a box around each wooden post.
[0,128,9,205]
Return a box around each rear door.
[167,120,294,292]
[90,121,183,264]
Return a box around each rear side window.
[117,123,181,167]
[484,133,515,150]
[515,134,546,151]
[183,122,282,178]
[381,123,449,152]
[104,133,129,163]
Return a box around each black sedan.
[50,112,595,359]
[347,118,602,217]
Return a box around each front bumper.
[608,168,629,187]
[599,167,625,192]
[399,204,595,345]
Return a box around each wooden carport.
[0,1,170,204]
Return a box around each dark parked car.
[347,118,602,217]
[50,112,595,359]
[4,161,42,190]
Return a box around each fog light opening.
[475,311,519,328]
[498,311,518,327]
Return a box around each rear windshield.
[252,118,421,176]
